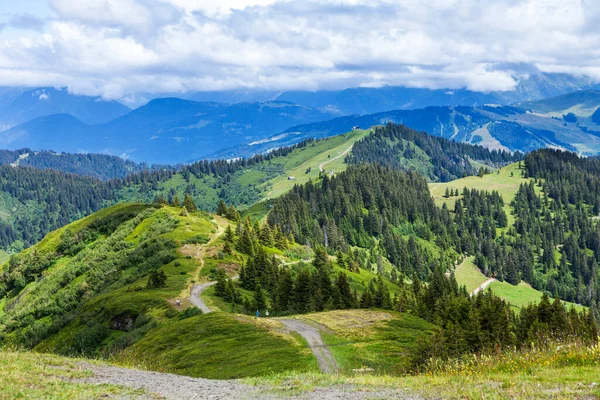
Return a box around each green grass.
[116,312,319,379]
[263,130,370,200]
[454,257,488,293]
[454,257,585,311]
[0,351,142,399]
[29,203,153,255]
[488,280,585,311]
[295,310,435,375]
[248,344,600,399]
[429,162,531,229]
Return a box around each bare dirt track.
[471,277,496,296]
[280,319,338,374]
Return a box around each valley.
[1,123,600,399]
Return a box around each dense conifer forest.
[347,123,521,181]
[0,126,514,251]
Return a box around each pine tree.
[216,200,228,216]
[224,225,234,242]
[214,268,227,297]
[259,224,274,247]
[253,284,267,312]
[183,195,197,212]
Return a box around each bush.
[71,321,110,356]
[147,269,167,288]
[178,307,202,320]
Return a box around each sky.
[0,0,598,102]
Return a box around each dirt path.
[319,145,353,173]
[471,277,496,296]
[190,281,217,314]
[184,216,230,313]
[83,363,253,399]
[280,319,337,374]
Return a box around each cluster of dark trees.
[347,123,520,182]
[0,139,317,251]
[268,164,508,279]
[228,213,292,256]
[235,247,380,313]
[413,266,598,363]
[0,165,119,249]
[478,149,600,316]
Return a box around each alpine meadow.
[2,1,600,399]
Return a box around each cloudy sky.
[0,0,598,101]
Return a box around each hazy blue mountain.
[0,87,130,129]
[223,101,600,158]
[0,98,334,164]
[517,90,600,116]
[168,73,599,116]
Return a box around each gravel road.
[82,362,419,399]
[471,277,496,296]
[280,319,338,374]
[319,145,353,173]
[189,281,216,314]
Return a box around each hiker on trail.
[265,310,269,318]
[176,299,181,306]
[256,310,260,318]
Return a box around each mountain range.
[0,73,599,164]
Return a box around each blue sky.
[0,0,50,15]
[0,0,596,101]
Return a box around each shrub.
[147,269,167,288]
[178,307,202,320]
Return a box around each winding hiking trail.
[183,216,228,313]
[182,217,339,375]
[190,281,217,314]
[319,145,353,173]
[280,319,338,374]
[471,277,496,296]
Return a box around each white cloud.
[38,93,49,100]
[0,0,597,99]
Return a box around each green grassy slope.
[435,167,584,310]
[4,344,600,399]
[251,344,600,399]
[453,257,488,293]
[5,203,434,380]
[0,204,319,379]
[430,162,530,228]
[294,310,435,375]
[117,312,319,379]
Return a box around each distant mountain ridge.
[230,90,600,158]
[0,148,149,180]
[0,73,598,164]
[0,99,335,164]
[175,72,600,115]
[0,87,130,130]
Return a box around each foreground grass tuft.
[0,351,141,399]
[247,344,600,399]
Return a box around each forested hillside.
[0,125,512,252]
[347,123,520,181]
[215,163,598,362]
[0,149,150,180]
